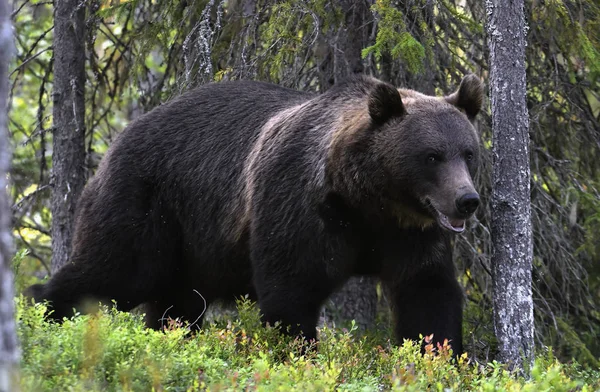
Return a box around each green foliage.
[549,318,600,368]
[361,0,427,74]
[578,181,600,262]
[18,296,600,391]
[531,0,600,80]
[439,0,484,35]
[93,0,191,99]
[257,0,343,83]
[10,1,54,268]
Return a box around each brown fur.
[26,75,484,357]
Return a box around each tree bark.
[51,0,87,273]
[334,0,367,80]
[0,0,20,389]
[326,0,378,333]
[485,0,534,371]
[326,276,378,332]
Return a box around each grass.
[16,296,600,391]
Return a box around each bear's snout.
[455,192,480,216]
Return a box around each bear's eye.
[466,152,474,162]
[427,154,441,164]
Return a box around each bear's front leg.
[382,235,464,357]
[254,277,327,342]
[251,250,337,342]
[249,225,352,344]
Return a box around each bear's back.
[109,80,312,173]
[82,81,314,271]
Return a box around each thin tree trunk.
[0,0,20,389]
[326,0,378,333]
[485,0,534,371]
[51,0,87,273]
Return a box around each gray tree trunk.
[326,276,378,332]
[485,0,534,371]
[335,0,367,79]
[51,0,87,273]
[324,1,378,333]
[0,0,20,389]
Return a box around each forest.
[0,0,599,390]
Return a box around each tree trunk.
[485,0,534,371]
[326,276,378,332]
[334,0,367,80]
[326,0,378,333]
[0,0,20,389]
[51,0,87,273]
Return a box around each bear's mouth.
[423,198,466,233]
[437,213,466,233]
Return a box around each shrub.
[17,296,600,391]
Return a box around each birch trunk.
[51,0,87,272]
[0,0,20,389]
[485,0,534,371]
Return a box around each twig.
[188,289,208,330]
[159,305,174,330]
[11,0,31,19]
[9,46,52,77]
[18,222,50,237]
[11,184,52,211]
[16,230,51,274]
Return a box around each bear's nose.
[456,193,480,215]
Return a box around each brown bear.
[27,74,484,355]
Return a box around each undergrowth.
[17,296,600,391]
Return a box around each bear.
[27,74,484,356]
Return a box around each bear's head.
[328,74,484,233]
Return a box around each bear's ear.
[445,74,484,120]
[368,83,406,125]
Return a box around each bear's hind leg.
[25,254,154,321]
[255,280,328,342]
[26,196,183,324]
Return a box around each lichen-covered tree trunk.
[0,0,19,388]
[51,0,87,273]
[485,0,534,370]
